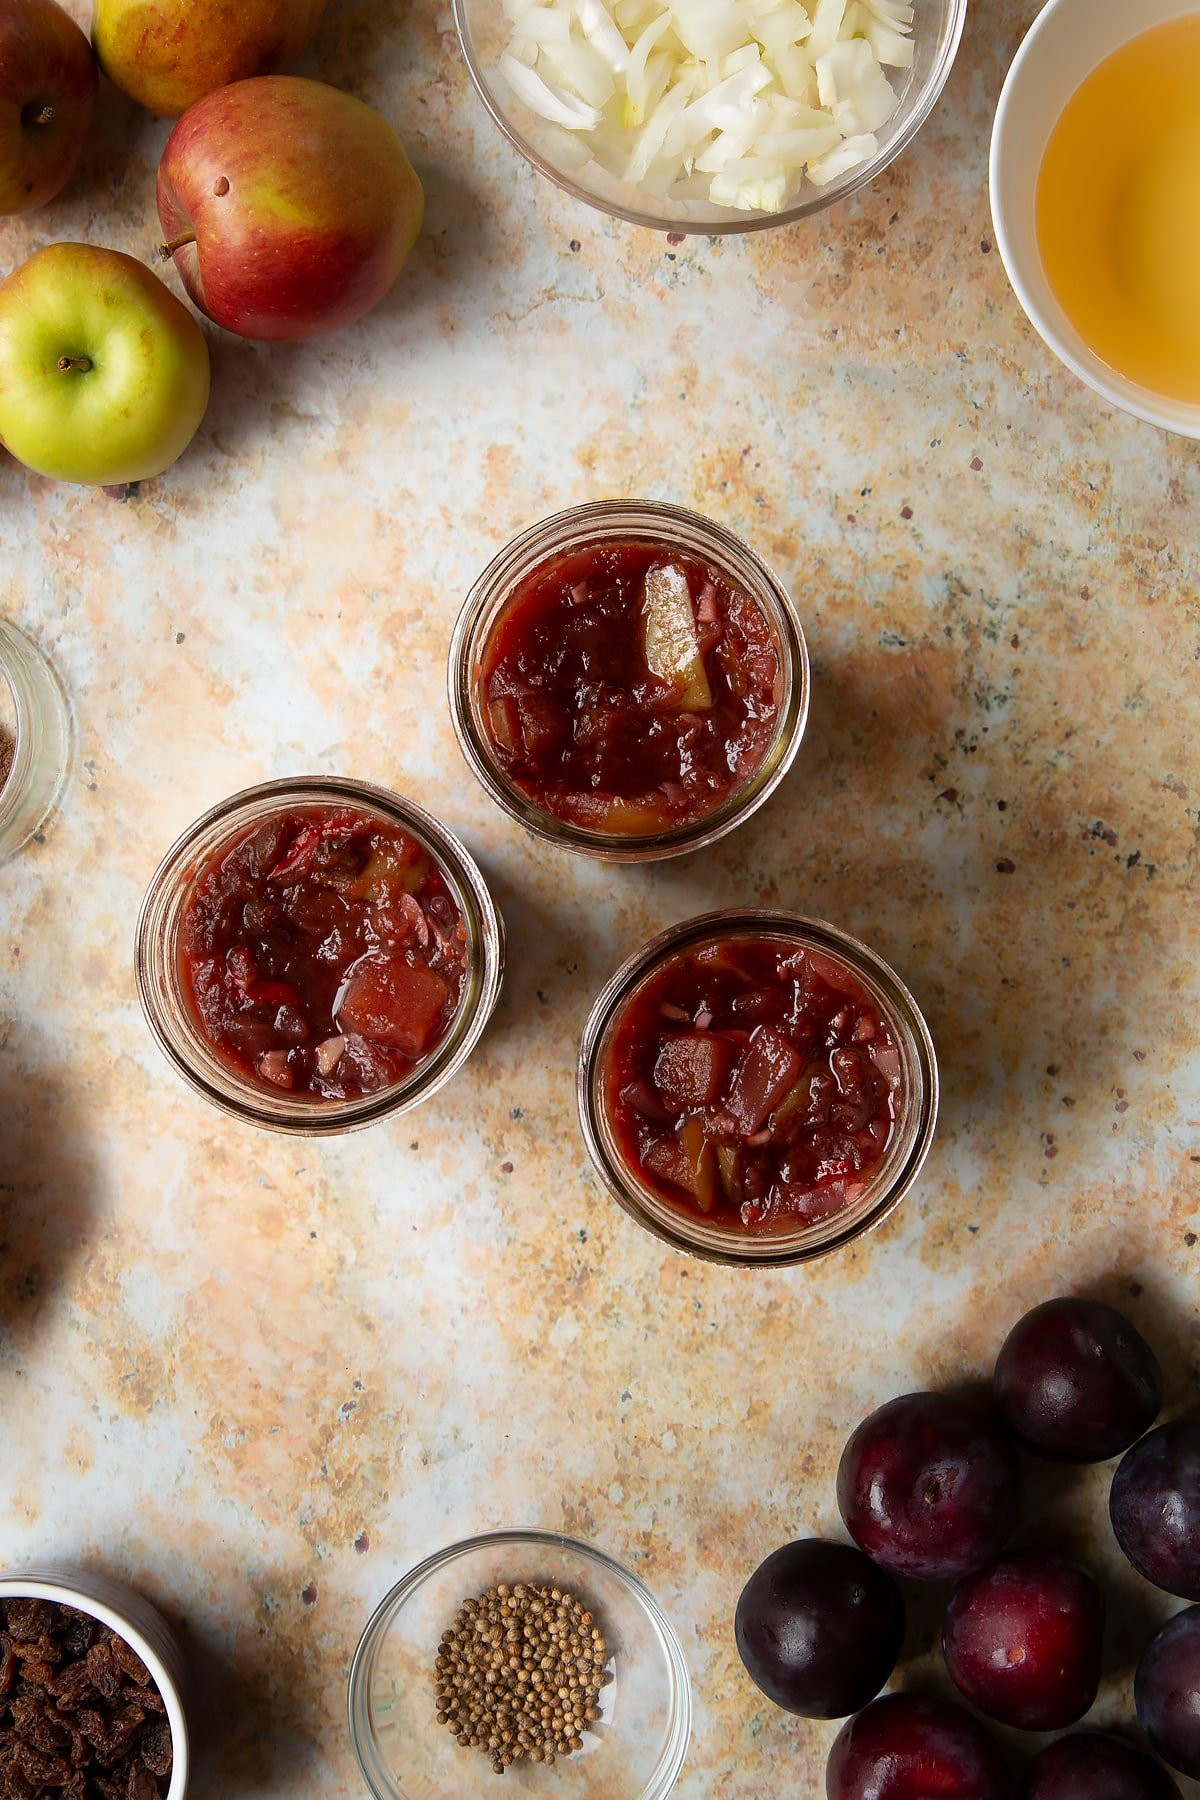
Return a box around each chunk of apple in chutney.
[337,957,450,1059]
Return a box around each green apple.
[92,0,326,118]
[0,242,211,485]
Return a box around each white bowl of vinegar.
[990,0,1200,436]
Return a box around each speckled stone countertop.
[1,0,1198,1794]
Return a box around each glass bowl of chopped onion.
[453,0,966,228]
[348,1530,691,1798]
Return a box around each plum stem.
[158,231,197,259]
[57,355,92,374]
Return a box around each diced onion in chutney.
[642,563,713,710]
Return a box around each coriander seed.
[434,1580,610,1775]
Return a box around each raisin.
[0,1604,48,1645]
[127,1764,159,1800]
[7,1697,70,1753]
[2,1764,37,1800]
[16,1662,56,1691]
[44,1661,94,1711]
[110,1642,151,1690]
[0,1640,16,1695]
[103,1709,147,1766]
[84,1643,123,1701]
[78,1705,146,1769]
[12,1737,73,1785]
[138,1721,172,1780]
[54,1610,96,1660]
[10,1634,63,1667]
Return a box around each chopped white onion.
[540,39,618,107]
[500,51,603,126]
[574,0,632,68]
[861,14,913,65]
[625,11,673,116]
[512,5,574,44]
[669,0,752,62]
[806,0,847,62]
[806,129,877,181]
[497,0,912,210]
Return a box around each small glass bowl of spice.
[348,1530,690,1799]
[448,501,808,862]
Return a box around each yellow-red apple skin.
[157,76,424,342]
[92,0,326,118]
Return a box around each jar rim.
[134,776,505,1136]
[447,500,810,863]
[577,909,939,1266]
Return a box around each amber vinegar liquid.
[1036,13,1200,402]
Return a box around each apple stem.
[158,232,198,260]
[33,104,55,126]
[57,355,92,374]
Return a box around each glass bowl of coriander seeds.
[347,1530,691,1798]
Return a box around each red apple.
[0,0,97,214]
[156,76,423,341]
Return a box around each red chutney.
[180,807,468,1100]
[479,541,780,836]
[603,936,903,1233]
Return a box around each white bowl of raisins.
[0,1565,190,1800]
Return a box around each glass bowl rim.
[347,1528,693,1800]
[134,774,505,1136]
[447,498,810,862]
[0,620,71,864]
[451,0,969,233]
[577,907,939,1265]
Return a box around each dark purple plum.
[735,1538,905,1718]
[994,1297,1162,1463]
[826,1692,1010,1799]
[836,1391,1021,1581]
[1022,1733,1181,1799]
[943,1552,1105,1730]
[1135,1604,1200,1780]
[1111,1418,1200,1599]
